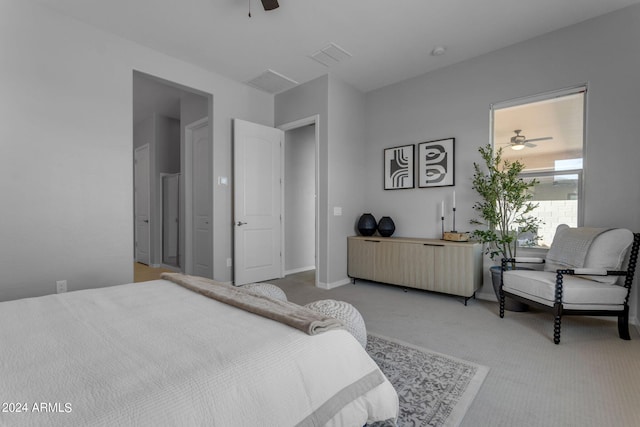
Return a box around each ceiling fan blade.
[523,136,553,143]
[524,142,537,148]
[261,0,279,10]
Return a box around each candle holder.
[441,216,445,239]
[443,207,470,241]
[452,207,457,233]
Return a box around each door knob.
[236,221,247,226]
[143,220,149,223]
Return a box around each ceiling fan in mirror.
[504,129,553,150]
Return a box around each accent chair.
[499,224,640,344]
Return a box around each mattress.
[0,280,398,426]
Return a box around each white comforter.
[0,280,398,426]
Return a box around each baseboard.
[476,291,497,302]
[631,316,640,335]
[317,278,351,290]
[284,266,315,276]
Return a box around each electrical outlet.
[56,280,67,293]
[226,258,233,267]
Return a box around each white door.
[233,119,283,285]
[134,144,150,265]
[185,119,213,278]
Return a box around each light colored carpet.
[367,333,488,427]
[267,272,640,427]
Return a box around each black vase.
[377,216,395,237]
[357,213,377,236]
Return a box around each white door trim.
[278,115,320,286]
[184,117,209,275]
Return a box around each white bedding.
[0,280,398,426]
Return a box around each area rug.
[366,333,489,427]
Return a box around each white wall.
[0,1,273,301]
[284,126,315,274]
[364,5,640,317]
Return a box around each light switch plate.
[333,207,342,216]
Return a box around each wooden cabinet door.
[374,241,403,285]
[403,242,439,290]
[434,245,474,296]
[348,237,377,280]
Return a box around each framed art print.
[418,138,455,188]
[384,144,414,190]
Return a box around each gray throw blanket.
[546,226,612,268]
[161,273,342,335]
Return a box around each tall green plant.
[470,144,542,264]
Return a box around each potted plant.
[470,144,542,311]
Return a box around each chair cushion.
[503,270,628,306]
[544,225,633,284]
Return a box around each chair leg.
[618,306,631,340]
[553,315,562,344]
[499,290,505,318]
[553,303,562,344]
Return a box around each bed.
[0,277,398,426]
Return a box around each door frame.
[184,117,209,275]
[278,115,320,286]
[134,143,151,265]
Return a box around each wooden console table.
[347,236,483,305]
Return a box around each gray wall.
[284,126,316,273]
[327,76,367,285]
[275,76,330,284]
[275,75,367,287]
[0,1,272,301]
[364,5,640,318]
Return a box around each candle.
[452,190,456,209]
[441,200,444,217]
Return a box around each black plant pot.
[357,213,377,236]
[377,216,396,237]
[490,266,529,312]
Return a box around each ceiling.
[35,0,640,94]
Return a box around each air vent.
[310,42,353,67]
[245,69,299,94]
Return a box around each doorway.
[279,116,319,285]
[132,71,212,279]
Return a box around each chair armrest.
[514,257,545,263]
[501,257,545,265]
[553,269,629,303]
[559,269,628,276]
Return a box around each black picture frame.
[418,138,455,188]
[384,144,415,190]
